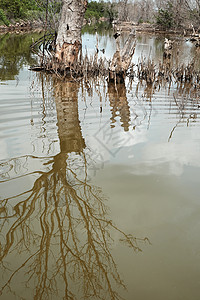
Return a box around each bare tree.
[55,0,88,68]
[155,0,200,29]
[120,0,129,21]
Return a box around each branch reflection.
[0,78,146,300]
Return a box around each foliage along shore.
[0,20,197,37]
[112,21,198,37]
[1,0,200,35]
[0,19,44,33]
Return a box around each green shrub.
[85,1,117,24]
[85,9,101,21]
[85,1,104,21]
[0,9,10,26]
[23,9,44,21]
[0,0,41,19]
[156,2,174,29]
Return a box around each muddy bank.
[0,19,43,33]
[113,21,195,36]
[0,17,197,36]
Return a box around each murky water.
[0,29,200,300]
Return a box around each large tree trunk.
[55,0,87,69]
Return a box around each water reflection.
[54,79,86,153]
[108,82,131,131]
[1,30,200,300]
[0,78,144,300]
[82,22,113,36]
[0,32,43,80]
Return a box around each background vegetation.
[0,0,38,19]
[0,0,200,30]
[0,0,62,28]
[85,1,117,23]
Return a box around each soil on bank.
[0,19,43,33]
[113,21,196,36]
[0,18,197,36]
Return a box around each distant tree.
[0,0,37,18]
[184,0,200,27]
[156,1,174,29]
[0,8,9,25]
[85,0,117,23]
[155,0,200,29]
[117,0,129,21]
[104,2,118,23]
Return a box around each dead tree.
[31,0,136,81]
[54,0,136,81]
[55,0,88,69]
[109,28,136,83]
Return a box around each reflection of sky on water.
[82,32,116,59]
[1,69,200,179]
[82,32,197,66]
[1,32,200,193]
[1,31,200,300]
[78,89,200,179]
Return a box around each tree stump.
[109,28,136,83]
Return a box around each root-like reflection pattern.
[0,79,147,300]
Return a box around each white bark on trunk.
[55,0,87,68]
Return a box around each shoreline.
[113,21,194,37]
[0,20,43,33]
[0,19,195,37]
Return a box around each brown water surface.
[0,30,200,300]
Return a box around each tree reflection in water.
[108,82,131,131]
[0,32,43,81]
[0,78,146,300]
